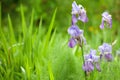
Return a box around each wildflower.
[72,14,78,25]
[68,38,76,48]
[72,1,88,22]
[84,50,99,62]
[83,49,101,72]
[68,25,86,47]
[83,61,94,72]
[99,43,113,61]
[100,12,112,29]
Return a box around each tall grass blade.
[20,4,27,39]
[41,8,57,56]
[0,1,2,29]
[8,14,16,44]
[48,62,54,80]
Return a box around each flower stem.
[103,28,106,42]
[110,29,112,44]
[81,45,87,80]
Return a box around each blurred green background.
[1,0,120,80]
[1,0,120,31]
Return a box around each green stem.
[110,29,112,44]
[84,23,86,35]
[103,28,106,42]
[81,45,87,80]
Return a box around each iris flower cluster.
[68,1,113,74]
[68,1,88,48]
[83,43,113,74]
[83,50,101,73]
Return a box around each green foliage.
[0,1,120,80]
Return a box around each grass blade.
[8,14,16,44]
[41,8,57,56]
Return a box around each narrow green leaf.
[8,14,16,44]
[41,8,57,55]
[48,62,54,80]
[49,28,56,46]
[20,4,27,39]
[29,9,34,35]
[0,30,8,57]
[0,2,2,28]
[38,18,42,38]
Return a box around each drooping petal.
[78,9,88,22]
[68,38,77,48]
[95,63,101,72]
[83,61,94,72]
[72,14,78,25]
[105,53,113,62]
[109,18,112,28]
[100,19,104,29]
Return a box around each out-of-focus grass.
[0,2,120,80]
[2,0,120,32]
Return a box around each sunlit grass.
[0,3,120,80]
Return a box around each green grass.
[0,3,120,80]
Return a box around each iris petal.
[68,38,77,48]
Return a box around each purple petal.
[109,19,112,28]
[95,63,101,72]
[103,43,112,53]
[68,38,77,48]
[90,49,96,55]
[93,56,100,62]
[72,14,78,25]
[78,12,88,22]
[105,53,113,62]
[99,45,104,54]
[100,19,104,29]
[100,11,112,28]
[72,1,79,14]
[84,54,90,60]
[100,54,103,60]
[102,12,109,17]
[68,25,83,37]
[83,61,94,72]
[71,1,88,23]
[99,43,112,54]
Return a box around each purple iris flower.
[84,50,99,62]
[83,61,94,72]
[100,12,112,29]
[99,43,113,61]
[72,1,88,23]
[72,14,78,25]
[68,25,86,48]
[68,38,76,48]
[83,49,101,72]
